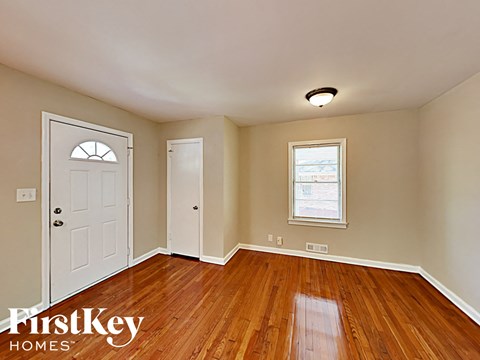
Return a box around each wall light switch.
[268,234,273,242]
[16,188,36,202]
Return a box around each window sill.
[288,218,348,229]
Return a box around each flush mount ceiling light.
[305,87,338,107]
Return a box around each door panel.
[70,227,89,271]
[70,170,89,211]
[50,121,128,302]
[102,171,116,207]
[169,141,202,258]
[102,220,117,258]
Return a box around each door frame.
[166,138,204,260]
[41,112,134,308]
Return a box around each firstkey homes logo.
[8,307,144,352]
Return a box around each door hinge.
[127,247,130,256]
[127,198,131,206]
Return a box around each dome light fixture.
[306,87,338,107]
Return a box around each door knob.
[193,206,198,210]
[53,220,64,227]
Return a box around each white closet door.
[169,140,202,258]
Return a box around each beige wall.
[223,117,240,256]
[240,110,421,265]
[158,117,226,258]
[419,73,480,311]
[2,56,478,324]
[0,64,161,320]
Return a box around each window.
[70,141,118,162]
[288,138,347,228]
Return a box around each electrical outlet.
[276,236,283,246]
[267,234,273,242]
[306,242,328,254]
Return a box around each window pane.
[70,141,117,162]
[295,165,338,182]
[295,183,338,201]
[81,141,96,156]
[102,151,118,162]
[294,182,340,219]
[294,199,339,219]
[71,146,88,159]
[295,146,338,165]
[96,142,111,157]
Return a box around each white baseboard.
[157,247,171,255]
[133,247,170,266]
[200,243,240,266]
[419,268,480,326]
[200,255,224,265]
[0,302,44,334]
[133,245,240,266]
[238,243,419,273]
[224,243,240,265]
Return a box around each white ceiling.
[1,1,480,126]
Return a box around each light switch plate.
[276,236,283,246]
[17,188,36,202]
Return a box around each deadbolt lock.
[53,207,62,214]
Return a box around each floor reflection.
[293,293,345,359]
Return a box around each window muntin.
[289,139,347,228]
[70,141,118,162]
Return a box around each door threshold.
[171,253,200,262]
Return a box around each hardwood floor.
[1,250,479,359]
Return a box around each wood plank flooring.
[1,250,479,359]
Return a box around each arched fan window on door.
[70,141,118,162]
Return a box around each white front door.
[50,121,128,303]
[168,139,202,258]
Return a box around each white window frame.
[288,138,348,229]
